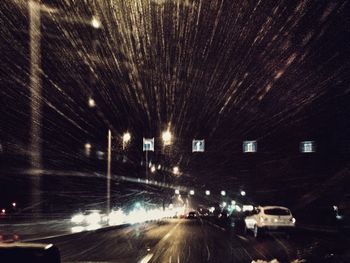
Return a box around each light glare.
[162,129,172,145]
[150,165,156,173]
[91,17,101,28]
[173,166,180,175]
[123,132,131,143]
[88,97,96,107]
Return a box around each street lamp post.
[162,128,172,210]
[29,0,43,217]
[145,151,149,180]
[107,129,112,215]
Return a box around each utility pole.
[145,151,148,180]
[29,0,42,216]
[107,129,112,215]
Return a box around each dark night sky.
[0,0,350,209]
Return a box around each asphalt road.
[33,218,349,263]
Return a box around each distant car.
[71,210,106,225]
[244,206,296,238]
[186,211,198,219]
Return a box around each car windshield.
[264,208,291,216]
[1,1,349,263]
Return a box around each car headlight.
[291,217,296,224]
[71,214,84,224]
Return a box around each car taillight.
[260,217,266,223]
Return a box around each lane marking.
[206,244,211,261]
[160,220,181,243]
[163,232,171,241]
[177,254,180,263]
[139,253,153,263]
[142,220,181,262]
[207,221,226,231]
[236,234,249,242]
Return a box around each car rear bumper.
[260,225,295,232]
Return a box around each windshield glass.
[1,1,349,263]
[264,208,291,216]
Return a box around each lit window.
[192,139,205,152]
[243,141,257,153]
[300,141,315,153]
[143,138,154,151]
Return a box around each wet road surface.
[32,219,349,263]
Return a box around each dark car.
[186,211,198,219]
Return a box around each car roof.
[83,210,101,214]
[259,206,290,210]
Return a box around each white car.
[71,210,107,226]
[244,206,296,238]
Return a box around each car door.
[244,209,259,229]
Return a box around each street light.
[205,190,210,196]
[240,190,246,196]
[221,190,226,196]
[91,16,101,29]
[122,132,131,150]
[12,202,16,208]
[122,132,131,143]
[173,166,180,175]
[150,165,156,173]
[88,97,96,108]
[85,143,92,150]
[162,129,172,146]
[84,143,92,156]
[189,190,195,195]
